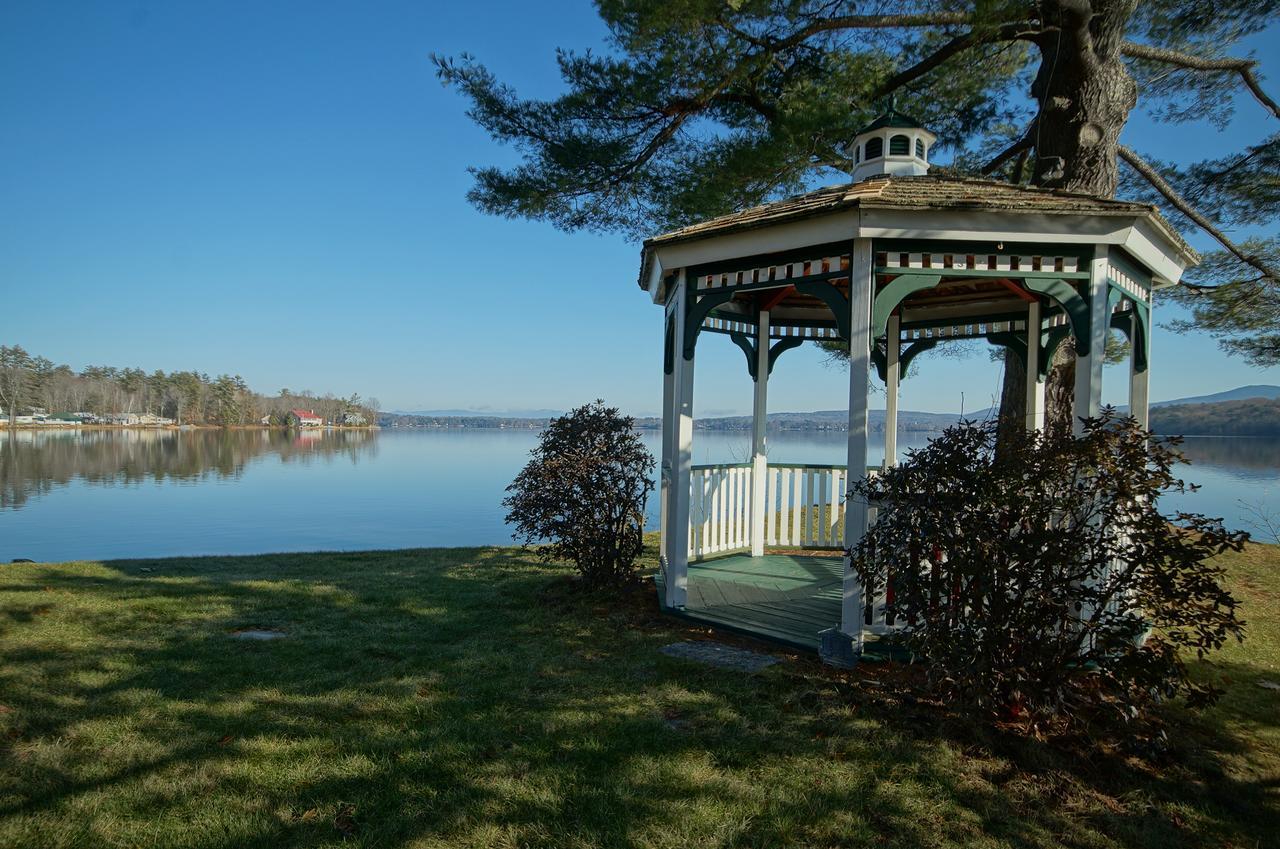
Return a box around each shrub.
[848,410,1247,722]
[504,400,654,587]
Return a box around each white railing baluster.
[765,465,777,546]
[779,467,792,546]
[791,469,803,544]
[804,469,816,546]
[830,469,843,546]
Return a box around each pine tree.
[436,1,1280,421]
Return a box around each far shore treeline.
[381,398,1280,438]
[0,345,378,427]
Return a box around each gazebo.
[639,112,1197,665]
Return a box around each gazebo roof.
[854,107,928,135]
[639,175,1195,290]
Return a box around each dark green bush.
[848,410,1247,722]
[504,400,654,587]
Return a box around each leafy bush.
[848,410,1247,722]
[504,400,654,587]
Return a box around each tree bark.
[996,2,1135,438]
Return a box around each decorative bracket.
[682,288,736,360]
[729,332,805,381]
[1023,278,1092,357]
[871,274,942,339]
[871,338,941,382]
[1038,325,1073,379]
[1108,288,1150,374]
[795,279,852,341]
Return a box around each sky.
[2,2,1277,418]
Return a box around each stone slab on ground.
[660,641,780,673]
[230,629,286,640]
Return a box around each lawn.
[0,540,1276,848]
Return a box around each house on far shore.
[108,413,141,426]
[286,409,324,427]
[337,411,367,426]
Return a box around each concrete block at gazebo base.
[818,628,861,669]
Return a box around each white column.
[1130,308,1150,429]
[1025,299,1045,430]
[883,313,900,468]
[658,310,676,568]
[750,310,770,556]
[1073,247,1109,435]
[840,238,873,646]
[662,271,694,608]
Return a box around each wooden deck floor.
[655,553,843,651]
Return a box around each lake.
[2,427,1277,562]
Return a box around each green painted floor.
[655,553,843,651]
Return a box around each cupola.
[849,106,935,182]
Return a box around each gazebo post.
[661,270,694,608]
[824,237,873,667]
[750,309,770,557]
[884,313,900,468]
[1025,299,1045,430]
[1073,246,1110,435]
[1130,310,1150,429]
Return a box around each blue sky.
[2,2,1277,417]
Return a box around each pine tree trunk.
[997,1,1137,436]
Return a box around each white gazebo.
[639,112,1196,664]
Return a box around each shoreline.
[1,423,379,432]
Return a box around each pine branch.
[1121,42,1280,120]
[1118,145,1280,283]
[870,25,1029,99]
[772,13,974,51]
[981,127,1035,175]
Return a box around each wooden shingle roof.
[644,175,1183,249]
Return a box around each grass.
[0,539,1276,848]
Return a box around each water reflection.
[0,428,1274,561]
[0,428,377,510]
[1176,436,1280,473]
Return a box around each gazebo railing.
[689,463,754,557]
[688,462,879,559]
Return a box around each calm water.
[1,427,1276,562]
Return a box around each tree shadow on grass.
[0,548,1275,848]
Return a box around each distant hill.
[1150,397,1280,437]
[380,385,1280,434]
[1152,385,1280,407]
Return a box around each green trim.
[1106,283,1151,374]
[683,289,735,360]
[873,336,944,382]
[687,241,849,282]
[872,274,941,338]
[794,279,851,341]
[985,331,1027,367]
[728,332,808,381]
[901,339,940,376]
[1109,307,1150,373]
[1039,325,1072,379]
[873,267,1089,281]
[663,314,675,375]
[729,331,758,380]
[768,337,805,375]
[873,239,1092,264]
[1024,278,1092,357]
